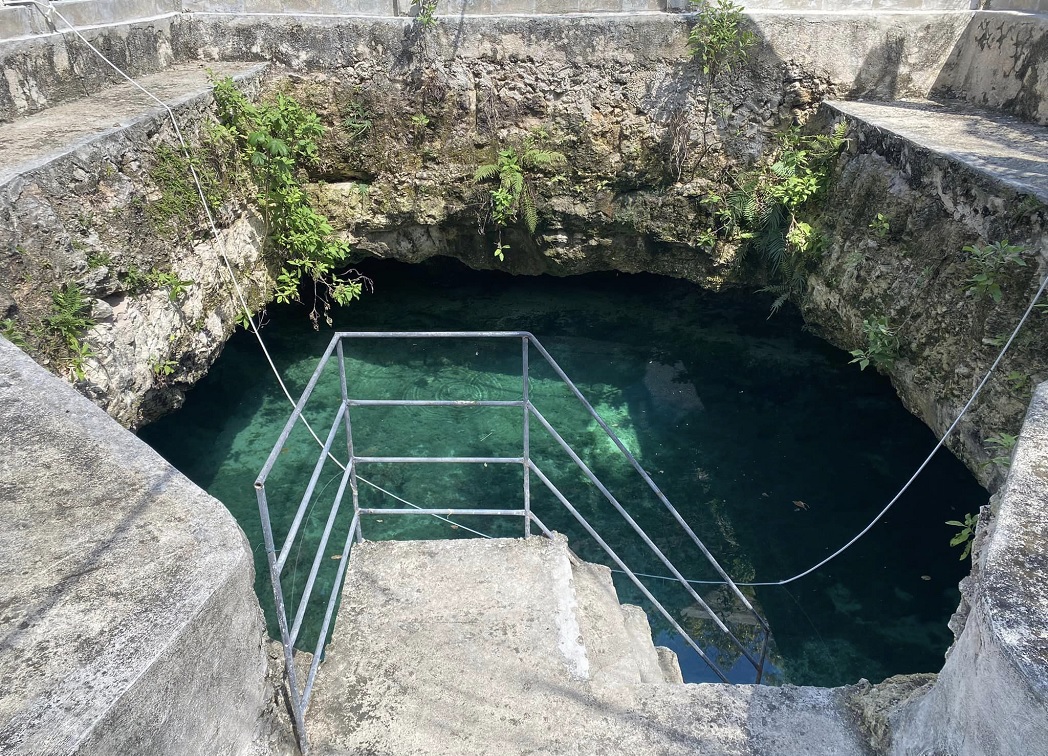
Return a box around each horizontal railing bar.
[347,399,523,408]
[527,334,769,633]
[276,401,348,574]
[256,334,341,487]
[353,456,524,464]
[528,461,731,684]
[529,404,761,670]
[287,462,354,648]
[335,331,532,339]
[359,508,526,517]
[302,510,360,712]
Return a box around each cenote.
[140,257,984,688]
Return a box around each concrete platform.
[0,337,269,754]
[827,99,1048,203]
[305,535,870,755]
[0,61,266,185]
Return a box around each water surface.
[140,258,983,687]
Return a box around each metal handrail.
[254,331,772,755]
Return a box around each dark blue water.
[139,258,983,687]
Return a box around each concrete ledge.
[890,382,1048,754]
[0,336,269,754]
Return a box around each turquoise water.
[140,258,984,687]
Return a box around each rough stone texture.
[933,10,1048,126]
[802,99,1048,485]
[0,61,273,428]
[0,335,270,755]
[884,381,1048,755]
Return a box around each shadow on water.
[140,256,984,687]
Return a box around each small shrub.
[984,432,1018,469]
[868,213,890,238]
[945,512,977,560]
[964,240,1026,304]
[848,315,899,371]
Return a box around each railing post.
[522,336,531,538]
[337,338,363,544]
[255,480,310,755]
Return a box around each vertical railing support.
[337,338,363,544]
[522,336,531,538]
[255,479,310,755]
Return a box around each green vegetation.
[964,240,1026,304]
[984,432,1018,469]
[717,122,847,312]
[415,0,438,28]
[210,76,366,328]
[868,212,890,238]
[474,134,566,260]
[1,318,27,348]
[946,512,977,560]
[149,270,194,302]
[848,315,899,372]
[688,0,756,161]
[151,357,178,377]
[148,143,223,236]
[45,284,96,380]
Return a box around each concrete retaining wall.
[0,336,270,755]
[888,382,1048,755]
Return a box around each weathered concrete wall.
[801,102,1048,484]
[0,335,270,754]
[883,381,1048,754]
[933,10,1048,126]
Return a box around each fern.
[474,133,566,258]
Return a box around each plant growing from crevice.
[45,283,96,380]
[868,212,890,238]
[474,133,566,260]
[848,315,899,372]
[688,0,756,163]
[210,76,368,328]
[984,432,1017,469]
[964,240,1026,304]
[1,318,27,349]
[719,122,847,312]
[946,512,977,561]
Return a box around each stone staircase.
[305,536,869,755]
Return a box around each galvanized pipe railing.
[254,331,772,755]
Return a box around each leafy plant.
[688,0,756,164]
[474,134,566,259]
[984,432,1018,469]
[964,240,1026,304]
[340,101,372,141]
[211,77,367,328]
[149,270,194,302]
[151,358,178,377]
[868,212,890,238]
[722,123,847,312]
[946,512,978,560]
[415,0,438,28]
[1,318,27,348]
[1005,370,1029,391]
[87,251,113,269]
[45,284,96,380]
[849,315,899,371]
[148,143,223,235]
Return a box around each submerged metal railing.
[254,331,772,754]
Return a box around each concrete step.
[568,552,647,685]
[0,0,179,41]
[826,98,1048,203]
[0,61,267,185]
[305,536,870,754]
[620,603,668,684]
[656,645,684,684]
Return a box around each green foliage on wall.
[210,77,367,328]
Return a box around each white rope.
[28,1,1048,588]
